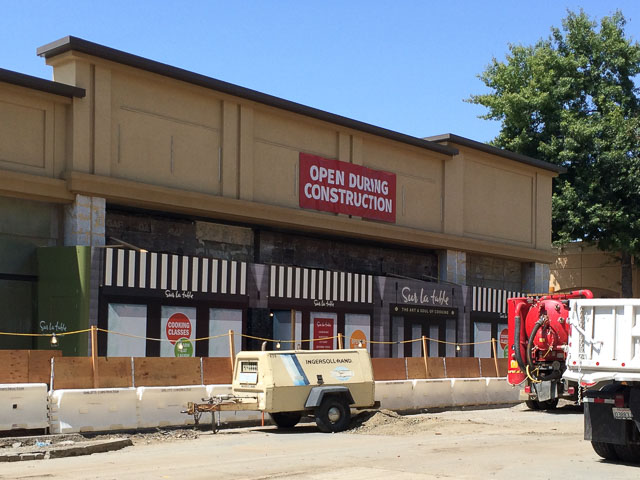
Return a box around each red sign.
[299,153,396,223]
[499,328,509,350]
[313,317,334,350]
[166,312,192,345]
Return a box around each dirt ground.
[2,402,639,479]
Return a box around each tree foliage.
[468,10,640,294]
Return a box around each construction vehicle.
[507,290,594,409]
[184,348,377,432]
[563,298,640,462]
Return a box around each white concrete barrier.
[0,383,48,431]
[412,379,454,409]
[375,380,414,410]
[49,388,138,434]
[137,385,207,428]
[451,378,489,406]
[486,377,520,404]
[2,376,521,434]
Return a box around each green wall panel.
[37,246,91,356]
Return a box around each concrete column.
[64,195,106,334]
[64,194,105,247]
[522,262,550,293]
[438,250,466,285]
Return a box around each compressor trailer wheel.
[315,396,351,432]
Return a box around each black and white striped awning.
[103,248,247,295]
[269,265,373,304]
[471,286,523,314]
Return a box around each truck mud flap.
[631,388,640,434]
[533,381,557,402]
[584,389,633,446]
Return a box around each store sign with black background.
[391,284,458,319]
[390,303,458,319]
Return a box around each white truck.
[185,348,377,432]
[563,298,640,462]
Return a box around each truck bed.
[564,299,640,385]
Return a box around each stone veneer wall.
[466,254,522,291]
[106,210,439,279]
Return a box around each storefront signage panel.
[391,303,458,319]
[400,286,451,306]
[313,317,334,350]
[299,153,396,223]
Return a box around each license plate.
[612,407,633,420]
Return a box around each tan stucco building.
[0,36,563,358]
[550,243,639,298]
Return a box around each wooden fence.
[0,350,508,390]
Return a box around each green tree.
[468,10,640,297]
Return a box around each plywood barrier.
[96,357,133,388]
[479,358,508,377]
[52,357,93,390]
[0,352,510,388]
[426,358,446,379]
[0,383,49,430]
[202,357,233,385]
[29,350,62,384]
[0,350,61,384]
[443,357,481,378]
[0,351,29,383]
[372,358,407,381]
[134,358,201,386]
[406,357,425,379]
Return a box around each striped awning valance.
[103,248,247,295]
[269,265,373,304]
[471,286,523,314]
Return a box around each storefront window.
[272,310,302,349]
[411,324,422,357]
[209,308,242,357]
[446,319,456,357]
[345,313,370,351]
[161,306,196,357]
[428,324,439,357]
[391,316,403,358]
[474,322,492,358]
[107,303,147,357]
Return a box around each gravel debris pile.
[348,409,437,435]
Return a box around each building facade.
[550,243,639,298]
[0,36,563,357]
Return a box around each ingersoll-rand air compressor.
[507,289,593,409]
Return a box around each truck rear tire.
[539,398,558,410]
[270,412,302,429]
[591,441,619,461]
[315,397,351,433]
[613,443,640,463]
[525,398,557,410]
[525,400,541,410]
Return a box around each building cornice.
[67,171,556,264]
[37,36,457,157]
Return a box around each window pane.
[107,303,147,357]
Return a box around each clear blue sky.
[3,1,639,143]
